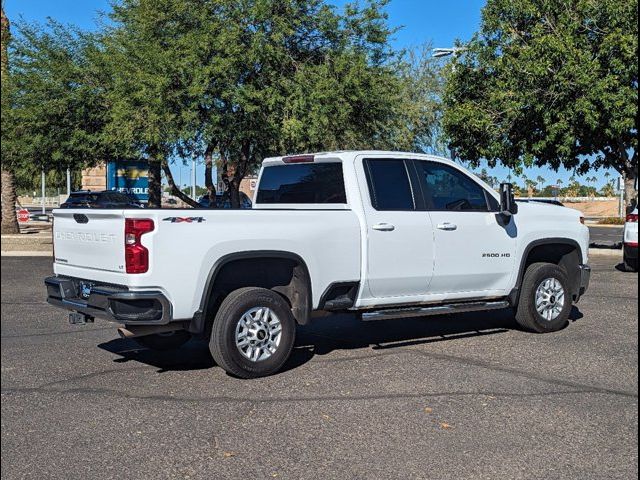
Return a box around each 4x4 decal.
[162,217,206,223]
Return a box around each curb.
[1,234,52,239]
[585,223,625,229]
[1,251,53,257]
[588,248,622,257]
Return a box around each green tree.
[189,0,441,207]
[2,19,111,217]
[103,0,443,208]
[443,0,638,209]
[101,0,201,207]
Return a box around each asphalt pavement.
[1,256,637,480]
[588,225,624,247]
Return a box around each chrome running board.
[360,300,510,321]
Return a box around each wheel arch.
[190,251,313,335]
[510,238,584,306]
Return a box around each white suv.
[623,207,638,271]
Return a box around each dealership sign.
[106,161,149,202]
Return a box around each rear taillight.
[125,218,154,274]
[626,213,638,223]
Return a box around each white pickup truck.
[46,151,591,378]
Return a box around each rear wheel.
[209,287,296,379]
[515,263,572,333]
[623,253,638,272]
[134,330,191,351]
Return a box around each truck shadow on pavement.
[98,306,584,375]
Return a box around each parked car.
[623,207,638,271]
[46,151,590,378]
[197,192,252,209]
[60,190,143,209]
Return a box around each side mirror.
[500,183,518,216]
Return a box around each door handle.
[436,223,458,231]
[372,223,395,232]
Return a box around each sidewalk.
[1,223,53,256]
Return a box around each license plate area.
[78,281,94,300]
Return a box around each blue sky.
[4,0,618,189]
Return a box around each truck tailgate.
[53,210,126,273]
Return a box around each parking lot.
[1,255,637,480]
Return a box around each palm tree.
[601,182,615,197]
[1,5,19,234]
[536,175,546,195]
[585,176,598,197]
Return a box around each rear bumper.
[45,276,172,324]
[577,264,591,301]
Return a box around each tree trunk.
[1,166,20,234]
[204,146,217,208]
[161,161,201,208]
[624,173,637,214]
[229,181,241,209]
[147,159,162,208]
[615,149,638,213]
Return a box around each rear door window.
[364,159,415,211]
[256,163,346,204]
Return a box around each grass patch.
[598,217,626,225]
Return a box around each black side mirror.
[500,183,518,216]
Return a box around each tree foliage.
[443,0,638,206]
[2,0,444,209]
[103,0,443,206]
[1,20,111,182]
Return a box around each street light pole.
[191,154,196,199]
[41,169,46,214]
[66,168,71,196]
[619,175,625,218]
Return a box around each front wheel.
[515,262,572,333]
[209,287,296,379]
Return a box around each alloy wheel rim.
[535,277,566,321]
[235,307,282,362]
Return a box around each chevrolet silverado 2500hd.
[46,151,591,378]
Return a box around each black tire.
[209,287,296,379]
[515,262,572,333]
[134,330,191,351]
[623,255,638,272]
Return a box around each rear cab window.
[363,159,415,211]
[256,162,347,205]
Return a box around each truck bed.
[53,208,362,319]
